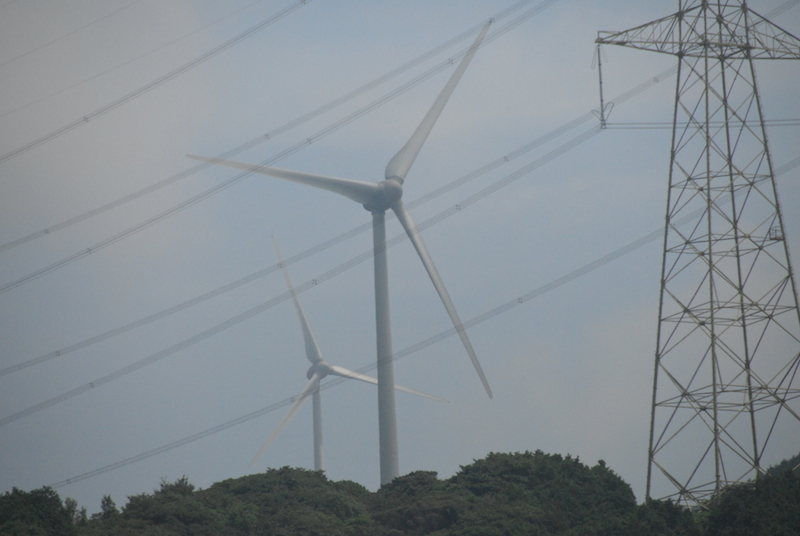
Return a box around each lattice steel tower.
[597,1,800,506]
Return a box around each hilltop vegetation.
[767,452,800,477]
[2,450,798,535]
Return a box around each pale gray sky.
[1,0,798,513]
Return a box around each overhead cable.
[40,0,800,493]
[0,0,145,69]
[46,181,702,489]
[0,0,271,114]
[0,1,562,294]
[0,0,549,255]
[0,0,311,166]
[767,0,800,18]
[0,125,602,428]
[46,153,800,487]
[6,124,797,428]
[1,63,681,377]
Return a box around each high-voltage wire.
[46,154,798,488]
[47,217,655,488]
[0,0,311,166]
[0,4,562,295]
[0,0,273,119]
[0,51,478,293]
[0,125,574,377]
[44,182,691,489]
[32,2,800,498]
[1,64,681,377]
[775,155,800,175]
[6,122,796,429]
[768,0,800,18]
[0,0,550,255]
[49,396,298,488]
[0,125,601,428]
[0,0,145,69]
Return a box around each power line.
[5,122,796,429]
[766,0,800,18]
[0,0,272,119]
[47,191,665,489]
[0,53,465,293]
[0,127,579,377]
[39,0,800,492]
[0,0,311,166]
[0,0,145,69]
[1,63,681,377]
[0,125,602,428]
[46,152,800,488]
[0,1,560,294]
[0,0,548,255]
[49,396,297,488]
[775,154,800,176]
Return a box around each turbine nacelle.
[362,178,403,213]
[307,360,334,379]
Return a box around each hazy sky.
[1,0,798,513]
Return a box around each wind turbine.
[190,22,493,484]
[252,238,445,471]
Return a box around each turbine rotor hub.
[307,361,333,379]
[362,178,403,213]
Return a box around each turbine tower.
[598,1,800,506]
[191,23,493,485]
[251,239,445,472]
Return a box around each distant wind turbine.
[254,238,445,471]
[190,22,493,484]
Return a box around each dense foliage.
[701,470,800,536]
[1,451,797,535]
[0,486,81,535]
[766,452,800,477]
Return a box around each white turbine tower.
[190,23,493,484]
[252,238,445,471]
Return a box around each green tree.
[64,498,87,527]
[369,471,471,535]
[452,451,637,535]
[620,498,701,536]
[704,471,800,536]
[99,495,118,520]
[767,452,800,477]
[0,487,77,536]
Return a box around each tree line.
[2,450,798,535]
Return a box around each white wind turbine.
[252,238,445,471]
[190,23,493,484]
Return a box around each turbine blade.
[385,21,491,183]
[326,364,378,386]
[273,237,323,365]
[391,200,492,398]
[249,374,321,468]
[187,154,380,205]
[327,364,447,403]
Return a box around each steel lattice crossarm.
[596,2,800,59]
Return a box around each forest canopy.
[2,450,798,535]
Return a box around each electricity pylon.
[598,1,800,507]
